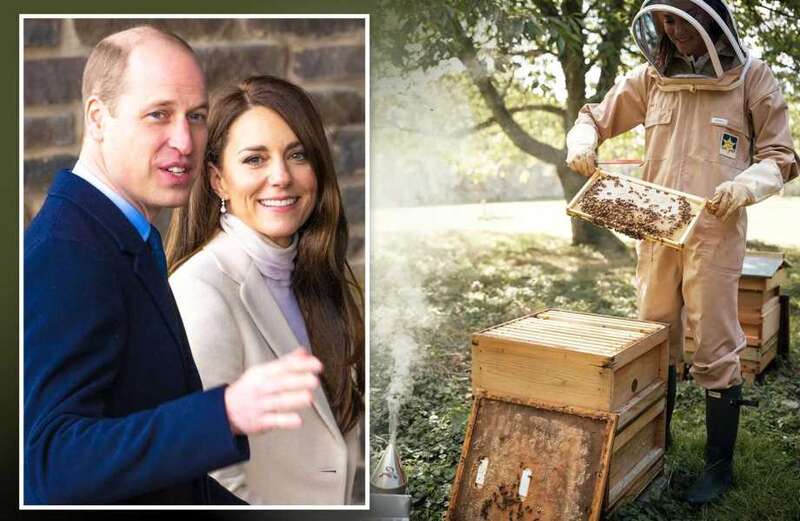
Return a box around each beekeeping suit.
[565,0,798,505]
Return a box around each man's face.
[97,41,208,221]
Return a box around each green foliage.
[374,0,576,75]
[376,0,800,94]
[372,62,647,206]
[372,69,575,205]
[371,231,800,520]
[373,0,800,165]
[734,0,800,96]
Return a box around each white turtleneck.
[220,213,311,350]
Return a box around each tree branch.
[754,4,792,19]
[500,72,515,98]
[454,104,566,136]
[590,0,630,103]
[509,49,556,59]
[531,0,559,17]
[448,14,563,166]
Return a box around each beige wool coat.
[170,230,363,505]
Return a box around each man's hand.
[566,123,599,177]
[224,348,323,435]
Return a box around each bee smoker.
[368,442,411,520]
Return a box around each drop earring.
[220,198,227,214]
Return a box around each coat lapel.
[240,263,295,358]
[50,170,202,390]
[133,251,202,388]
[238,259,343,444]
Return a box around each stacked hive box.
[685,251,789,384]
[470,308,669,514]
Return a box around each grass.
[370,231,800,520]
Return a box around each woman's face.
[658,6,713,58]
[212,106,318,247]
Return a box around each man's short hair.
[81,25,198,115]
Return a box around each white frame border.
[19,12,371,512]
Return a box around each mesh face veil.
[631,0,748,82]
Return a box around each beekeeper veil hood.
[631,0,748,82]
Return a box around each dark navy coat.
[24,170,249,504]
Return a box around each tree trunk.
[571,219,630,255]
[553,3,629,255]
[450,5,630,256]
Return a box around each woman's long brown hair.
[166,75,364,433]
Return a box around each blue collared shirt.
[71,160,152,242]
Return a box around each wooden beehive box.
[566,169,706,250]
[740,295,781,346]
[449,391,666,517]
[739,286,779,313]
[448,392,617,521]
[740,336,779,381]
[605,399,665,513]
[739,251,789,293]
[738,252,788,347]
[471,308,669,421]
[468,310,669,514]
[683,251,788,383]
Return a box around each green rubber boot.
[665,365,677,449]
[686,384,742,506]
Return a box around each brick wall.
[23,17,366,274]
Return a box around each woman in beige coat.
[165,76,364,505]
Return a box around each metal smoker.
[371,442,407,492]
[369,442,411,519]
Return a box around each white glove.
[708,160,783,221]
[566,123,599,177]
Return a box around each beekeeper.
[565,0,798,505]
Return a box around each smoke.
[371,245,433,445]
[371,63,478,443]
[372,61,477,209]
[372,61,565,209]
[385,332,415,446]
